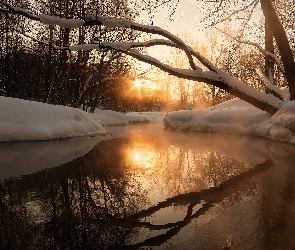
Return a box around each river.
[1,123,295,249]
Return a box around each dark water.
[1,124,295,249]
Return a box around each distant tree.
[1,0,294,114]
[0,0,138,111]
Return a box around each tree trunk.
[260,0,295,100]
[264,20,274,83]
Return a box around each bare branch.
[0,2,40,21]
[209,0,259,27]
[215,27,285,73]
[238,0,259,39]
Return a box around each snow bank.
[0,97,105,142]
[6,94,295,144]
[0,97,165,142]
[92,109,165,126]
[164,98,295,144]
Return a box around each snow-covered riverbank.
[2,96,295,143]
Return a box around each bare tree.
[1,0,294,114]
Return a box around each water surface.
[1,124,295,249]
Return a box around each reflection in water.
[127,145,157,170]
[1,124,295,249]
[0,135,111,179]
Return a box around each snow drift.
[164,98,295,144]
[0,96,105,142]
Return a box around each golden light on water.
[128,147,156,169]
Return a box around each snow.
[92,109,165,126]
[0,96,105,142]
[0,96,165,142]
[69,44,100,51]
[2,95,295,144]
[164,98,295,144]
[39,14,84,28]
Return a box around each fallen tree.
[1,0,294,115]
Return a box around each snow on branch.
[87,13,199,70]
[0,2,40,21]
[110,39,218,72]
[39,14,84,28]
[256,67,285,100]
[67,39,217,72]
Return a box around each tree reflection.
[0,138,149,249]
[0,129,290,249]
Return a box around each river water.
[1,123,295,249]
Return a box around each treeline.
[0,0,140,112]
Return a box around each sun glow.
[133,79,143,89]
[134,151,142,161]
[128,148,156,169]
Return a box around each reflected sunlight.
[128,148,156,169]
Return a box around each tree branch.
[215,27,285,73]
[209,0,259,27]
[256,67,285,100]
[88,13,198,70]
[100,43,283,114]
[0,2,40,21]
[80,39,216,72]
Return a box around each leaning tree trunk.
[260,0,295,100]
[264,21,274,83]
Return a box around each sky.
[139,1,207,42]
[136,1,208,62]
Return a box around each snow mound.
[0,97,105,142]
[267,101,295,143]
[164,98,295,144]
[164,99,270,134]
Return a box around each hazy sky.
[139,1,207,43]
[137,1,263,45]
[132,1,209,74]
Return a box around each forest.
[1,0,294,113]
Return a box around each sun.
[134,151,142,161]
[133,79,142,89]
